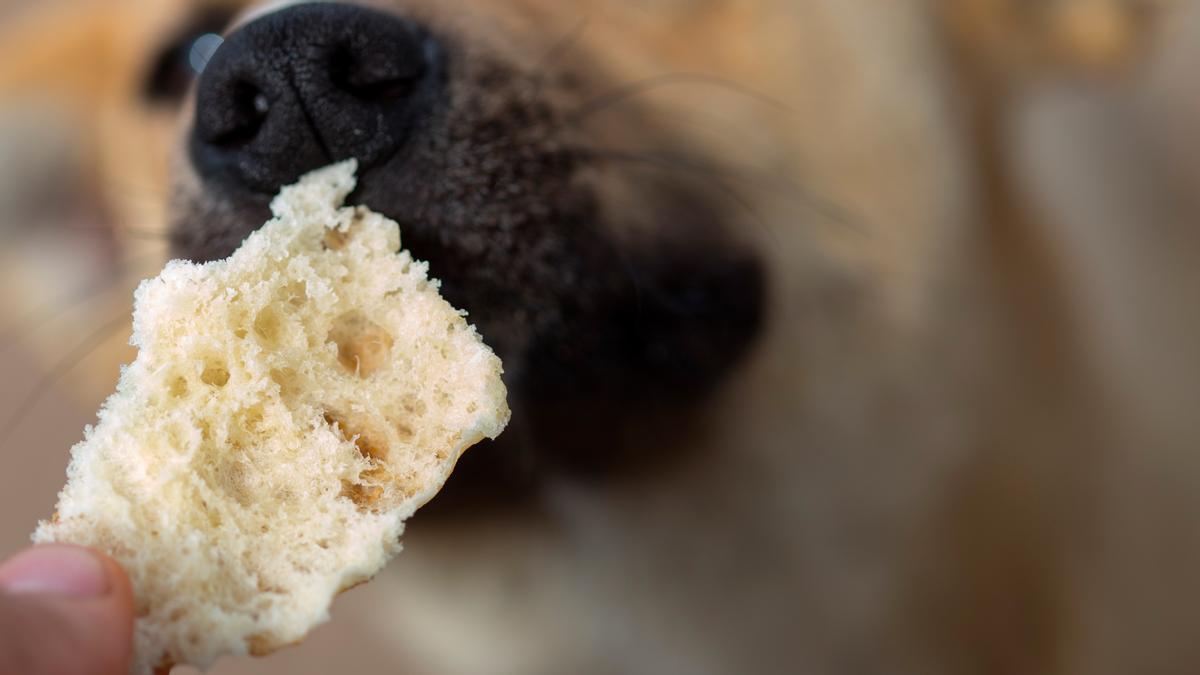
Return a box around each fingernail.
[0,545,111,598]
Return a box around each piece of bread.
[32,160,509,675]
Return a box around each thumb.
[0,545,134,675]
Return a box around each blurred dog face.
[7,0,1195,673]
[166,1,765,497]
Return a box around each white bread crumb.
[32,160,510,674]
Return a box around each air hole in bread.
[395,422,414,440]
[269,368,301,399]
[253,306,283,347]
[401,394,426,417]
[200,362,230,387]
[394,469,420,498]
[277,281,308,307]
[328,310,394,378]
[323,412,387,462]
[168,376,189,398]
[339,480,385,511]
[325,412,392,512]
[215,460,251,507]
[323,226,351,251]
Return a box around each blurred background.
[0,0,1198,673]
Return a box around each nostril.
[335,64,421,102]
[207,81,271,148]
[328,37,429,103]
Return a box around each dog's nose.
[190,3,442,194]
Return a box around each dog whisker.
[0,313,130,452]
[537,15,591,73]
[569,72,794,125]
[0,251,160,351]
[111,177,169,200]
[577,146,870,238]
[574,146,780,245]
[59,223,170,242]
[528,15,591,104]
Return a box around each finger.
[0,545,135,675]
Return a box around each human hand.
[0,545,134,675]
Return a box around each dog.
[3,1,1200,673]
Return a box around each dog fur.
[3,1,1199,674]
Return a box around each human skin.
[0,545,134,675]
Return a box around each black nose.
[190,3,443,194]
